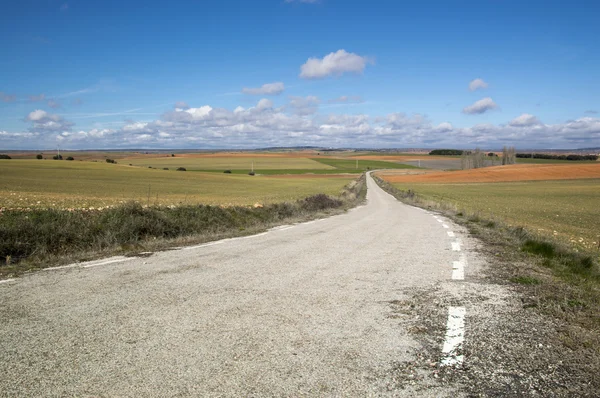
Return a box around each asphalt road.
[0,173,474,397]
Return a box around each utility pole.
[251,161,254,173]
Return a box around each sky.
[1,0,599,150]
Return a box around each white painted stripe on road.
[182,241,224,251]
[82,258,134,269]
[442,224,449,229]
[440,306,466,366]
[452,255,466,280]
[447,231,455,238]
[437,219,443,223]
[452,241,461,251]
[276,226,294,232]
[0,279,16,285]
[240,232,268,239]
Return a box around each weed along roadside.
[371,174,600,388]
[0,174,366,279]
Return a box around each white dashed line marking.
[0,279,16,285]
[442,224,449,229]
[452,254,466,280]
[447,231,455,238]
[182,241,224,251]
[441,306,466,366]
[277,226,293,231]
[437,219,443,223]
[451,241,461,251]
[83,258,135,268]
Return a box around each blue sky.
[1,0,599,149]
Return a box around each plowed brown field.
[379,163,600,183]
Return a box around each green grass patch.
[124,156,333,171]
[311,158,419,171]
[511,276,541,285]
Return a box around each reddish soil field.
[379,163,600,183]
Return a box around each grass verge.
[372,174,600,335]
[0,174,366,279]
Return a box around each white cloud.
[463,97,498,115]
[468,78,488,91]
[242,82,285,95]
[300,49,372,79]
[509,113,541,127]
[25,109,73,132]
[256,98,273,110]
[185,105,213,120]
[289,96,320,115]
[6,101,600,150]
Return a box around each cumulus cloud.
[0,91,16,102]
[463,97,498,115]
[509,113,541,127]
[5,100,600,150]
[256,98,273,110]
[300,50,372,79]
[328,95,364,104]
[289,96,320,115]
[25,109,73,132]
[242,82,285,95]
[468,78,488,91]
[29,93,46,102]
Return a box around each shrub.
[106,158,116,164]
[171,154,175,157]
[176,167,186,171]
[300,194,343,211]
[248,171,255,176]
[66,156,74,161]
[224,170,232,174]
[522,239,555,258]
[163,168,169,170]
[36,154,43,159]
[52,154,63,160]
[0,154,11,159]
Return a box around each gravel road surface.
[1,174,484,396]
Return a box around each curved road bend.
[1,173,467,396]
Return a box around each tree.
[36,154,43,159]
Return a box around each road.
[0,173,479,396]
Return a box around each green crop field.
[124,156,334,171]
[0,160,354,209]
[311,158,419,171]
[389,179,600,252]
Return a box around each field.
[380,163,600,183]
[121,154,416,174]
[0,160,354,209]
[377,164,600,251]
